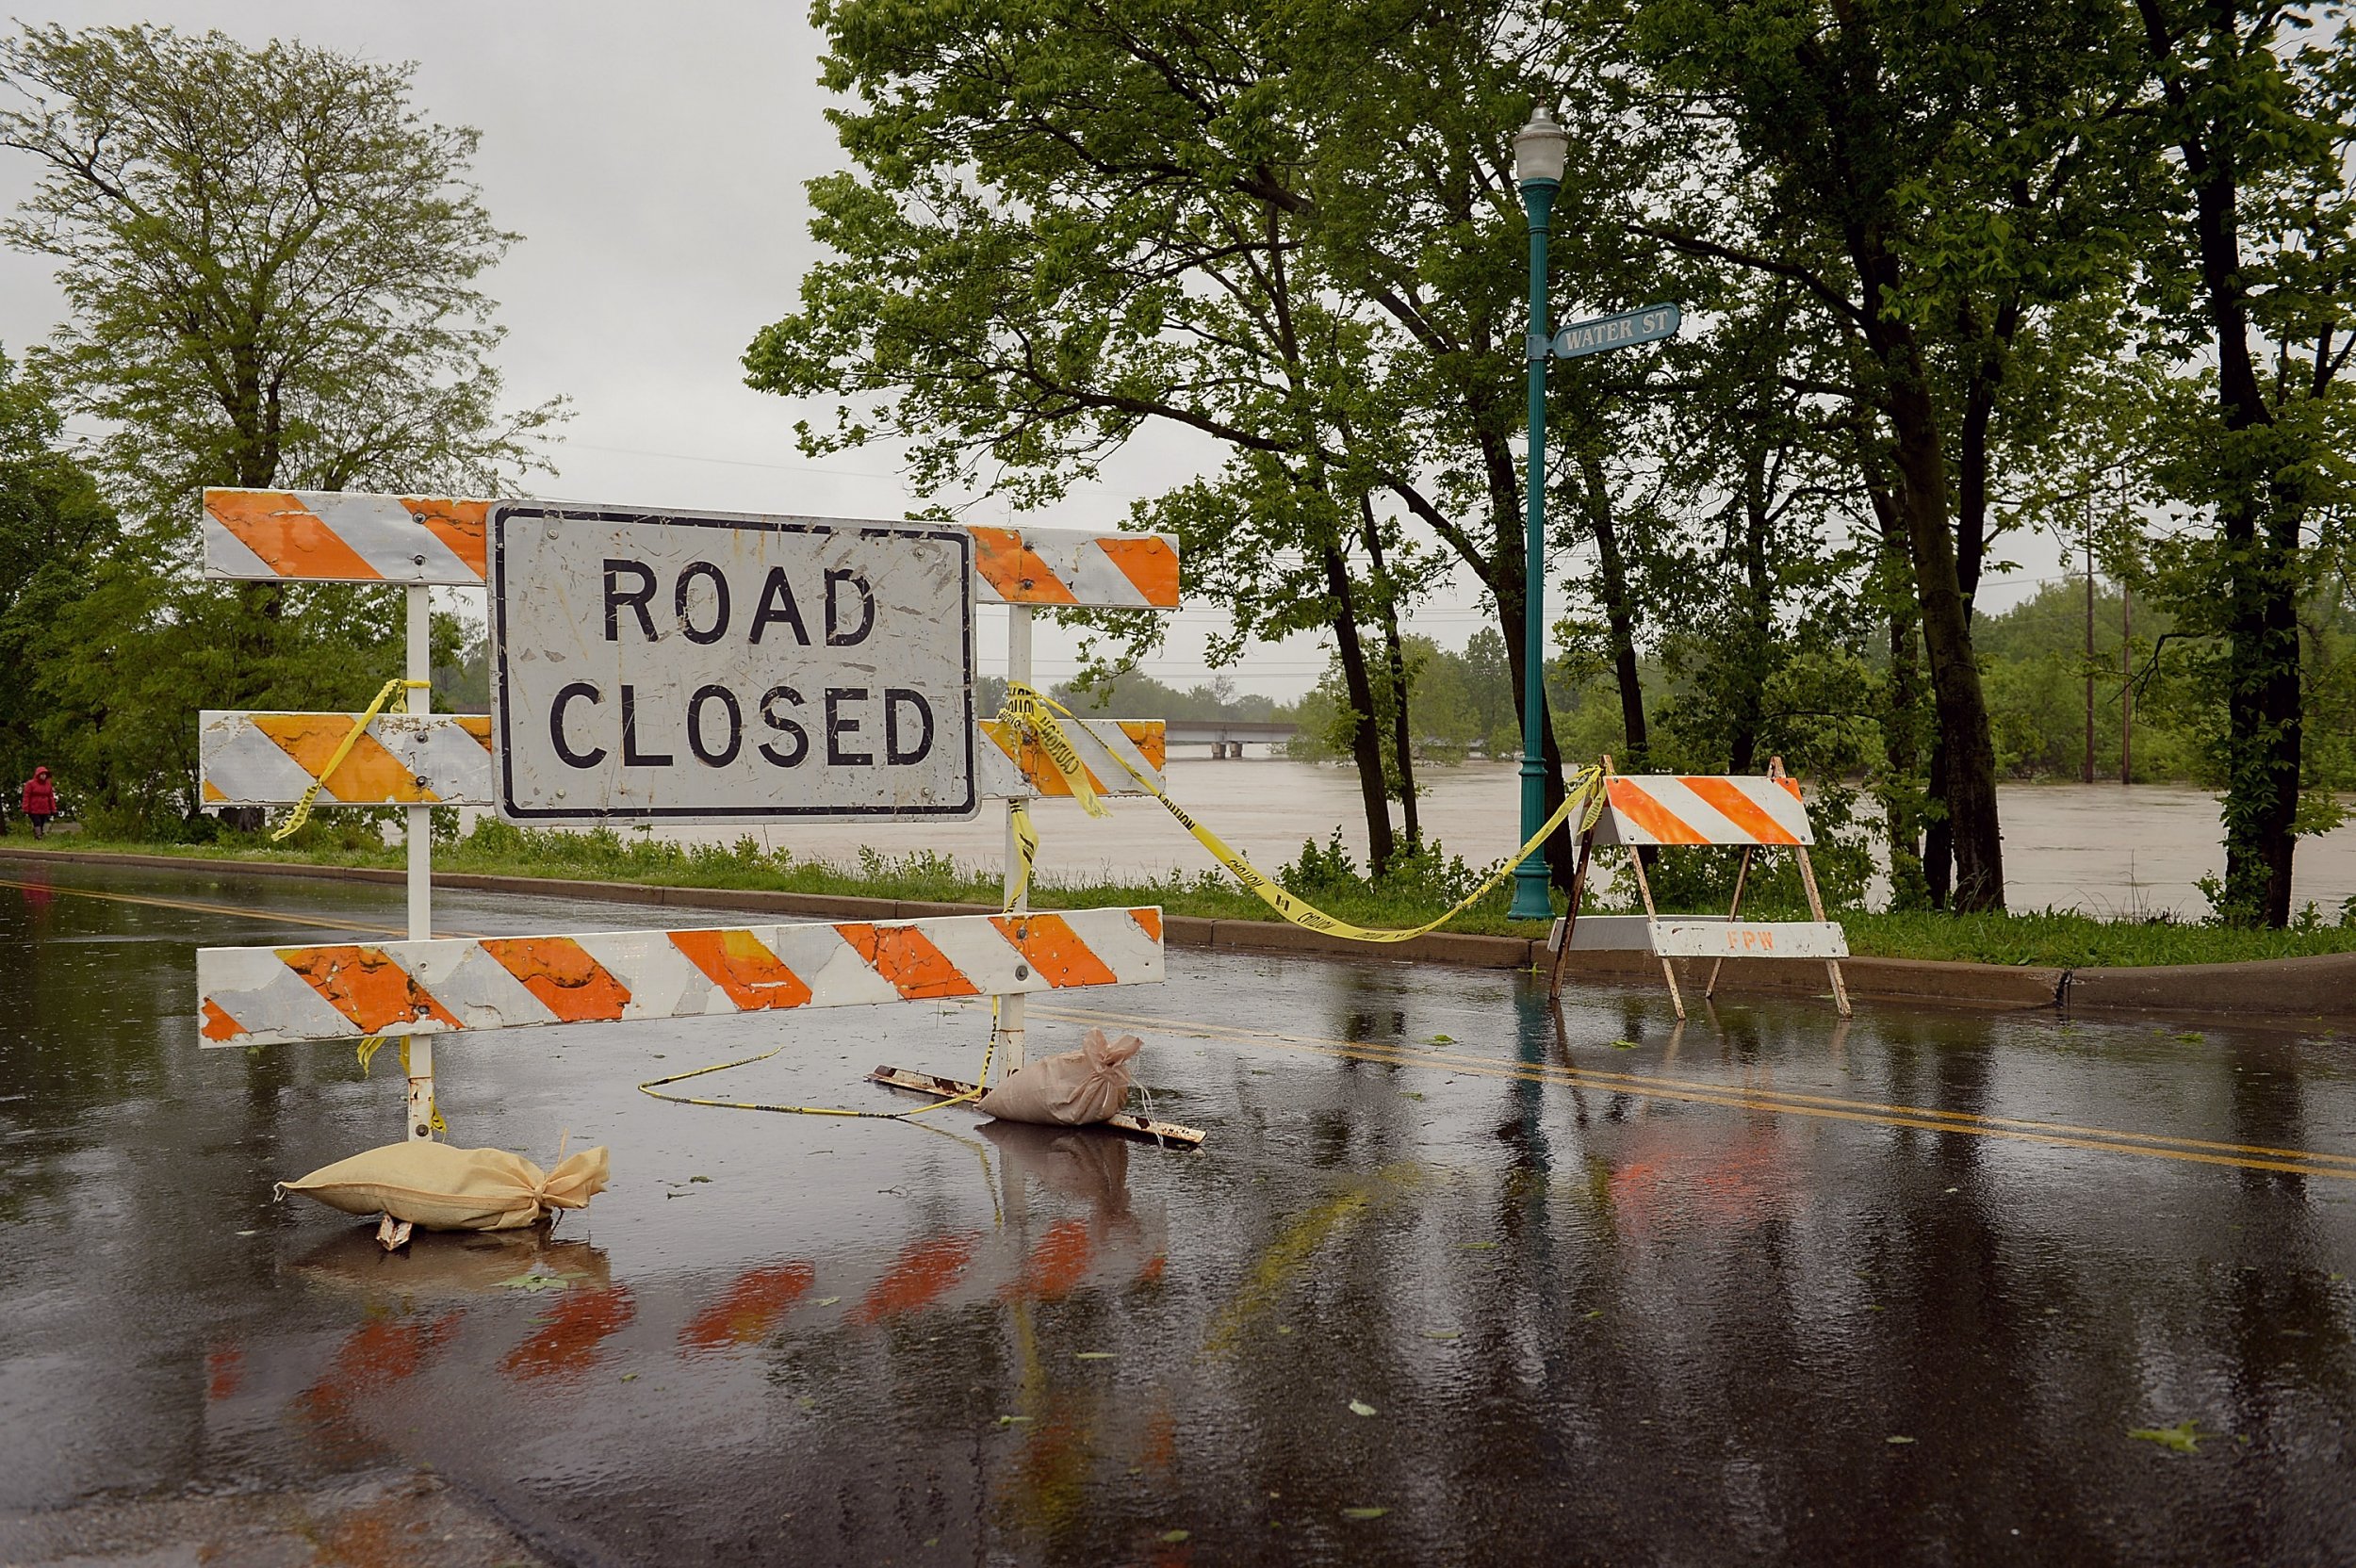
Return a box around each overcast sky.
[0,4,2075,700]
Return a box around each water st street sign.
[490,505,978,823]
[1550,302,1681,360]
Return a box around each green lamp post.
[1509,107,1569,922]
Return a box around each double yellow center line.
[1032,1002,2356,1184]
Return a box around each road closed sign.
[490,505,977,822]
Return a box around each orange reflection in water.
[854,1232,977,1324]
[297,1311,465,1426]
[1002,1218,1092,1303]
[680,1261,815,1352]
[500,1286,636,1382]
[1610,1130,1794,1234]
[205,1344,244,1402]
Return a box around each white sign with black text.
[491,506,976,822]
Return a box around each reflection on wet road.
[2,862,2353,1565]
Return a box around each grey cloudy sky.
[0,4,2071,699]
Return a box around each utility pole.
[2120,584,2133,785]
[2083,492,2095,784]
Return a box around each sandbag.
[276,1141,609,1232]
[976,1027,1141,1126]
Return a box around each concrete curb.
[2,845,2346,1023]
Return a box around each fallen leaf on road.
[2129,1420,2201,1453]
[1076,1351,1115,1360]
[1341,1507,1389,1520]
[1349,1399,1377,1417]
[1160,1528,1190,1544]
[496,1272,571,1293]
[1886,1435,1914,1445]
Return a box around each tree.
[0,24,560,832]
[1625,0,2153,911]
[0,24,559,522]
[0,349,113,828]
[2129,0,2356,925]
[751,0,1648,892]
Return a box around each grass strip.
[6,823,2354,970]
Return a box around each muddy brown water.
[2,862,2353,1565]
[637,758,2356,920]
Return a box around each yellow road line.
[0,875,477,939]
[1035,1001,2356,1168]
[1030,1003,2356,1183]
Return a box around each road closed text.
[491,508,977,821]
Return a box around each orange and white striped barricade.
[199,711,1167,808]
[201,488,1181,608]
[195,488,1185,1143]
[1546,758,1850,1019]
[197,908,1165,1049]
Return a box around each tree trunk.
[2190,83,2298,922]
[1858,440,1929,908]
[1727,445,1774,775]
[1477,434,1579,893]
[1883,338,2004,912]
[1358,493,1420,854]
[2139,0,2305,927]
[1321,542,1397,878]
[1578,450,1650,770]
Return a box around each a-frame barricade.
[1547,757,1850,1020]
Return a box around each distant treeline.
[1292,584,2356,794]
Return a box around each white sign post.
[489,506,978,823]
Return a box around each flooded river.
[660,755,2356,919]
[2,862,2352,1563]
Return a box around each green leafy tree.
[750,0,1659,890]
[0,350,112,827]
[0,24,560,832]
[1625,0,2155,911]
[2129,0,2356,924]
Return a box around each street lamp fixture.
[1509,106,1567,922]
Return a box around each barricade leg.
[1794,846,1851,1019]
[1627,843,1685,1021]
[1546,831,1594,1003]
[1705,845,1753,1001]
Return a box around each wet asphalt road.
[1,862,2353,1567]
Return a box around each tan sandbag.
[976,1027,1141,1126]
[276,1141,610,1232]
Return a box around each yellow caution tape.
[1002,684,1110,818]
[1002,683,1605,941]
[270,677,432,841]
[1004,802,1039,913]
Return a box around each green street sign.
[1551,302,1680,360]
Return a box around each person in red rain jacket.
[21,766,57,838]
